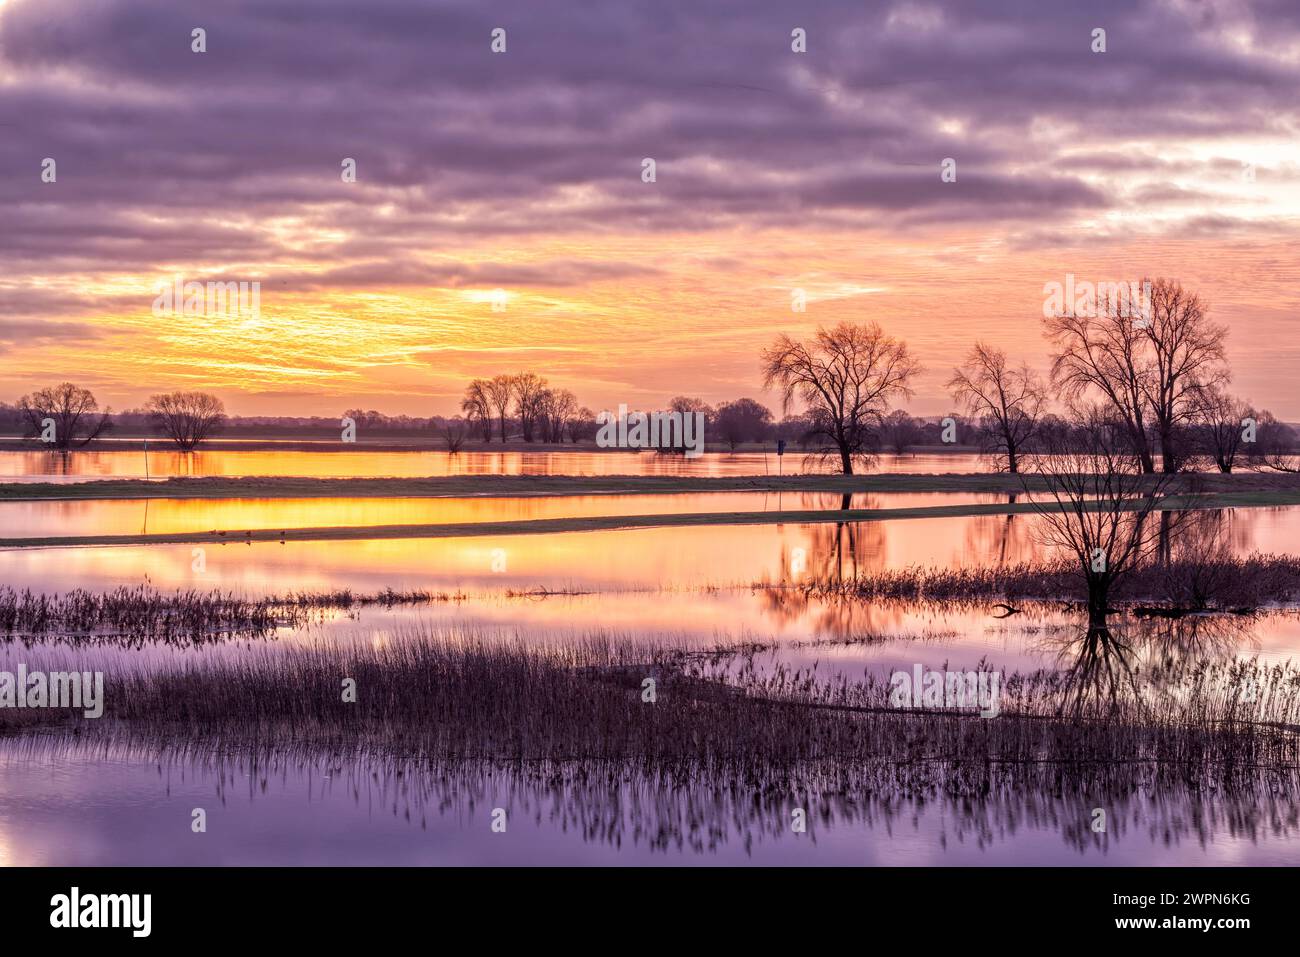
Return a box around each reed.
[7,731,1295,855]
[0,584,467,645]
[8,626,1294,790]
[800,553,1300,610]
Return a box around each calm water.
[0,448,987,482]
[0,490,1009,538]
[3,499,1296,595]
[5,505,1300,677]
[3,455,1299,864]
[2,739,1295,865]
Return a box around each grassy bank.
[797,555,1300,611]
[4,470,1300,502]
[4,488,1300,548]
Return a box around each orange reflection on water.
[0,491,1007,538]
[2,505,1294,600]
[0,448,987,481]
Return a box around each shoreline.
[4,470,1300,502]
[5,488,1300,548]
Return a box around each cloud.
[0,319,103,357]
[0,0,1293,281]
[2,0,1299,415]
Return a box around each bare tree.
[669,396,715,429]
[761,321,921,475]
[1024,409,1187,629]
[484,374,514,442]
[18,382,112,450]
[1035,412,1072,450]
[342,408,384,431]
[947,343,1045,473]
[1141,279,1228,473]
[713,398,772,450]
[440,416,468,453]
[511,373,548,442]
[1189,385,1251,473]
[569,406,599,443]
[540,388,578,443]
[1045,278,1227,473]
[1252,411,1299,473]
[1044,302,1155,472]
[146,391,226,451]
[536,389,557,443]
[878,409,922,455]
[461,379,494,442]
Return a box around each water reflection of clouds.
[2,736,1296,865]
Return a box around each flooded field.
[0,448,988,482]
[4,498,1298,592]
[3,738,1295,866]
[3,451,1300,866]
[0,490,1009,539]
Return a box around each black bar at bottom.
[0,866,1278,943]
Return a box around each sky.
[1,0,1298,418]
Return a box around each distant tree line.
[460,374,590,445]
[763,278,1296,475]
[3,277,1296,464]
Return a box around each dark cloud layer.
[1,0,1297,279]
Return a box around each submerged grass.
[798,553,1300,611]
[7,626,1297,792]
[10,551,1300,650]
[0,584,467,645]
[7,732,1296,856]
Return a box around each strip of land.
[4,489,1300,549]
[4,471,1300,501]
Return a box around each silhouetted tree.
[878,409,922,455]
[1253,412,1299,473]
[512,373,548,442]
[569,407,599,442]
[461,379,494,441]
[762,321,921,475]
[668,396,715,429]
[1045,297,1154,471]
[713,397,772,449]
[947,343,1045,473]
[1189,385,1252,473]
[1025,409,1187,629]
[485,375,514,442]
[538,387,579,443]
[1142,279,1228,472]
[440,415,468,452]
[18,382,112,450]
[1045,278,1227,473]
[146,391,226,451]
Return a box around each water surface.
[4,476,1299,866]
[0,448,987,482]
[0,490,1008,538]
[1,740,1294,866]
